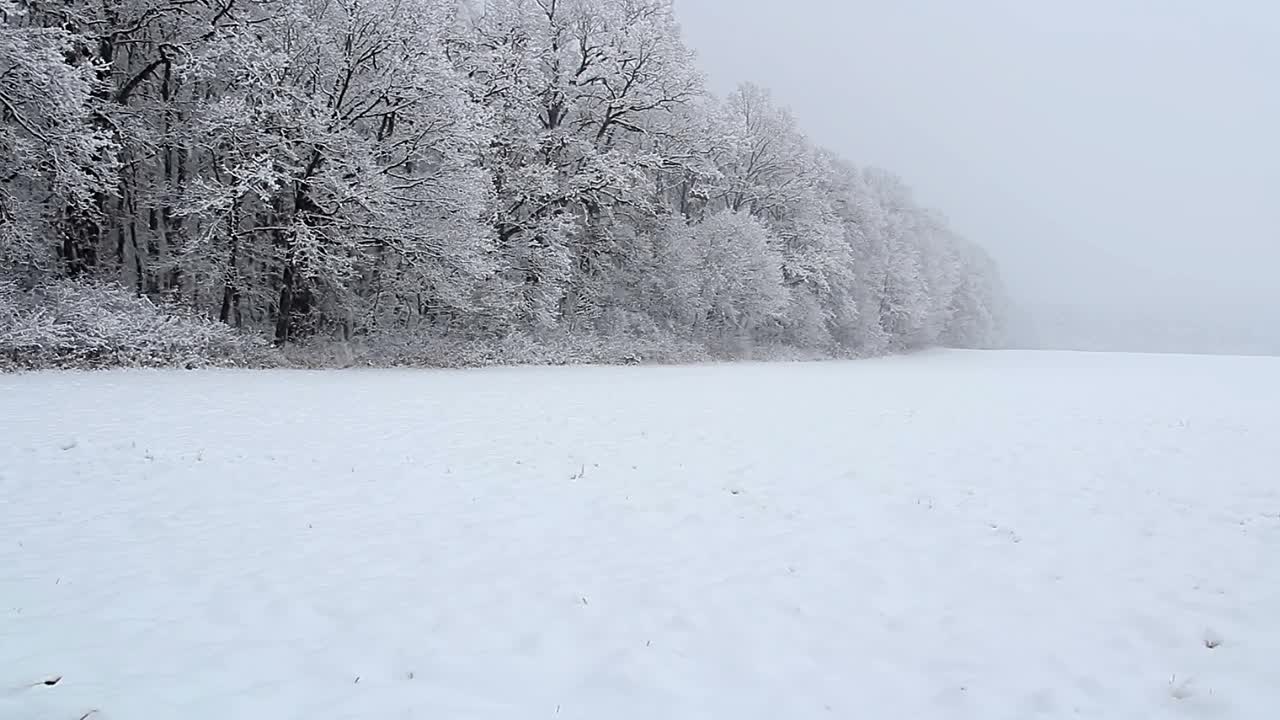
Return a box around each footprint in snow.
[1203,628,1223,649]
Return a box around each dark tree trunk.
[131,220,144,294]
[274,262,296,344]
[219,284,242,326]
[220,238,241,325]
[60,209,100,278]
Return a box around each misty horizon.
[675,0,1279,355]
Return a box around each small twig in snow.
[4,675,61,695]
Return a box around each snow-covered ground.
[3,350,1278,719]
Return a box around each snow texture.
[3,350,1278,719]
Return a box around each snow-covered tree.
[466,0,701,326]
[177,0,495,341]
[689,210,787,338]
[1,0,1006,364]
[0,0,114,276]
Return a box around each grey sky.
[674,0,1278,346]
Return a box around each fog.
[675,0,1279,354]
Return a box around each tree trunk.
[274,262,296,345]
[220,238,241,325]
[60,208,100,278]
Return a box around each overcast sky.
[674,0,1279,328]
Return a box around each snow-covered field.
[3,350,1278,719]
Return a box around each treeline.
[1,0,1004,362]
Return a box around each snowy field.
[3,350,1278,720]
